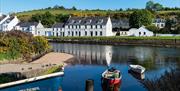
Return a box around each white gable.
[128,26,154,37]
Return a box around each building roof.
[111,18,129,29]
[0,15,7,22]
[52,23,65,28]
[65,16,108,25]
[153,18,166,23]
[17,22,38,27]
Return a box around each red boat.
[101,68,122,91]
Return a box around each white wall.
[105,17,114,36]
[52,28,65,37]
[129,27,154,37]
[36,28,53,36]
[2,16,19,31]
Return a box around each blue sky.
[0,0,180,14]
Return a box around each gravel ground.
[0,52,74,74]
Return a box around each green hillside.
[16,8,180,21]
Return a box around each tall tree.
[129,10,154,28]
[146,1,163,11]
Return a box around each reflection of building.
[52,43,113,65]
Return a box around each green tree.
[146,25,159,35]
[146,1,163,11]
[33,36,50,54]
[146,1,154,10]
[71,6,77,10]
[129,10,154,28]
[55,14,69,23]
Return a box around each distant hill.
[15,8,180,21]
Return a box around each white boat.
[129,65,145,74]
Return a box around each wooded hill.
[15,8,180,22]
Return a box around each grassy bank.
[0,65,64,84]
[48,36,180,47]
[48,36,180,40]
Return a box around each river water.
[1,43,180,91]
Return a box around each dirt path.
[0,52,75,74]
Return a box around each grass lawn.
[48,36,180,40]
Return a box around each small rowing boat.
[129,65,145,74]
[101,68,122,86]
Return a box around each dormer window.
[97,19,103,24]
[85,19,92,24]
[70,20,75,24]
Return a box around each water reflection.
[128,70,145,80]
[51,43,180,70]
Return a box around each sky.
[0,0,180,14]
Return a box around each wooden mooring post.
[85,79,94,91]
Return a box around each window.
[91,31,93,36]
[68,31,70,35]
[68,25,70,29]
[100,31,102,36]
[100,25,102,29]
[79,31,81,36]
[79,25,81,29]
[157,24,159,27]
[72,31,74,36]
[161,24,164,27]
[139,32,141,36]
[62,32,64,36]
[144,32,146,35]
[85,31,87,36]
[72,25,74,29]
[91,25,93,29]
[85,25,87,29]
[95,31,98,36]
[76,31,78,36]
[95,25,98,29]
[76,25,78,29]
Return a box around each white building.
[52,23,65,37]
[117,26,154,37]
[15,21,44,35]
[0,14,19,31]
[64,16,114,37]
[152,18,166,28]
[36,28,53,36]
[129,26,154,37]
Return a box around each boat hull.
[101,78,121,91]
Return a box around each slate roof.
[52,23,65,28]
[153,18,166,23]
[5,16,15,23]
[0,15,7,22]
[65,16,108,25]
[17,22,38,27]
[111,18,130,29]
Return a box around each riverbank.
[48,36,180,47]
[0,52,75,74]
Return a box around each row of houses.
[0,13,166,37]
